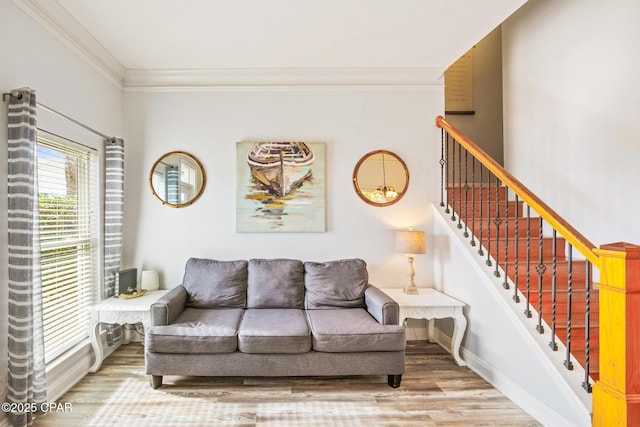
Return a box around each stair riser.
[516,297,597,325]
[554,329,599,345]
[480,238,566,261]
[535,314,600,326]
[511,276,591,291]
[448,201,524,219]
[447,186,507,199]
[506,262,590,284]
[521,302,599,320]
[464,219,542,238]
[520,290,597,305]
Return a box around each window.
[179,161,195,203]
[180,163,195,186]
[37,135,99,363]
[151,169,166,199]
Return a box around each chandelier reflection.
[373,152,398,203]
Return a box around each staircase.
[447,185,599,381]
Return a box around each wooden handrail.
[436,115,600,268]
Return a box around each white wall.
[502,0,640,248]
[446,26,504,165]
[123,88,443,292]
[0,0,123,406]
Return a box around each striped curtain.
[166,164,179,204]
[104,138,124,346]
[7,88,47,427]
[104,138,124,298]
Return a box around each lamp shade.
[395,229,426,255]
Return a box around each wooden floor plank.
[32,341,540,426]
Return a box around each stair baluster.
[463,149,469,238]
[513,196,520,303]
[457,144,463,230]
[564,246,574,370]
[486,172,492,267]
[494,176,501,277]
[440,130,451,213]
[440,128,446,209]
[549,230,558,350]
[450,138,456,222]
[536,217,546,334]
[525,205,532,318]
[503,187,510,289]
[477,166,484,257]
[470,157,476,247]
[582,262,592,391]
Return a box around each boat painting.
[247,142,314,197]
[236,141,325,233]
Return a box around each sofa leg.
[388,374,402,388]
[150,375,163,389]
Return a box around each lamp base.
[403,283,419,295]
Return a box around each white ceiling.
[13,0,527,87]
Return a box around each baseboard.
[432,328,587,427]
[46,341,93,403]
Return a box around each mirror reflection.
[352,150,409,206]
[150,151,205,208]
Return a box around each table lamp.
[140,270,160,291]
[395,228,426,294]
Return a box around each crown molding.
[11,0,445,91]
[123,67,445,90]
[10,0,125,88]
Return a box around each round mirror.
[352,150,409,206]
[149,151,206,208]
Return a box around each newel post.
[592,242,640,426]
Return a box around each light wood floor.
[33,341,540,426]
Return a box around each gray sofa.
[145,258,406,388]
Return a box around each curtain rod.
[3,90,115,141]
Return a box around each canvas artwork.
[236,141,326,232]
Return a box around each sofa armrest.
[364,285,399,325]
[150,285,188,326]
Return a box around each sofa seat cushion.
[238,309,311,354]
[304,259,368,309]
[146,308,243,354]
[307,308,406,353]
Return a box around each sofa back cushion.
[182,258,247,308]
[247,259,305,308]
[304,259,368,309]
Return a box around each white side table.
[89,290,169,373]
[381,288,467,366]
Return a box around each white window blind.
[37,135,98,363]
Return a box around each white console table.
[89,290,169,373]
[381,288,467,366]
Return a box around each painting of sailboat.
[237,141,325,232]
[247,142,315,197]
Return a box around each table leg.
[88,321,103,373]
[427,319,435,342]
[451,312,467,366]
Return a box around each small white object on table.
[89,290,169,373]
[381,288,467,366]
